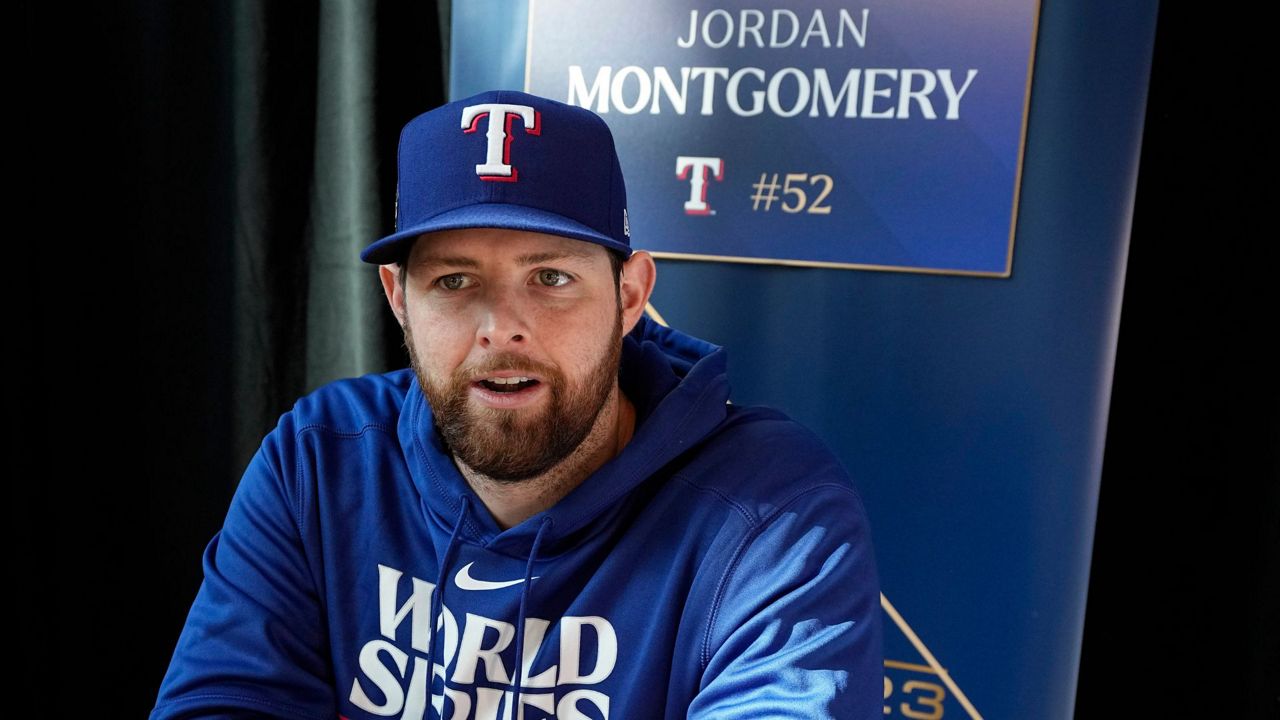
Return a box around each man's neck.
[456,385,636,530]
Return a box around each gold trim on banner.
[882,593,985,720]
[1003,0,1044,280]
[650,251,1013,278]
[885,659,939,674]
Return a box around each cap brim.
[361,203,632,265]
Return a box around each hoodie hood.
[397,314,731,556]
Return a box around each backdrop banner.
[453,1,1158,717]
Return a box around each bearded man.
[152,90,883,720]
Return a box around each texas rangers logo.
[675,156,724,215]
[461,103,542,182]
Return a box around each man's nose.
[476,288,529,349]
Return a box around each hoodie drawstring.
[427,494,470,706]
[511,516,553,718]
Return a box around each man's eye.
[435,274,471,291]
[536,269,572,287]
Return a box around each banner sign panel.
[525,0,1040,276]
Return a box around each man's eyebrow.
[412,254,479,269]
[515,248,599,265]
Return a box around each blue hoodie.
[151,316,883,719]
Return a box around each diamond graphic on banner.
[882,594,984,719]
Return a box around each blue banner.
[452,1,1159,717]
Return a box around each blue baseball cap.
[361,90,633,265]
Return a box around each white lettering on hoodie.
[349,563,617,719]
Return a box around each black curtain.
[1075,3,1277,717]
[30,1,1274,716]
[31,1,445,714]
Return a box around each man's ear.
[378,264,407,328]
[618,251,657,335]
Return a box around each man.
[152,90,882,720]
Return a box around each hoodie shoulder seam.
[295,422,398,440]
[673,474,757,529]
[291,422,397,534]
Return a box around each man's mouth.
[475,376,540,394]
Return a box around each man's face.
[398,228,623,481]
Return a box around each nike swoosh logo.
[454,562,539,591]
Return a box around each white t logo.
[675,156,724,215]
[461,103,542,182]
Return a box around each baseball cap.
[361,90,633,265]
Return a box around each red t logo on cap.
[461,103,542,182]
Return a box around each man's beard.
[405,310,623,482]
